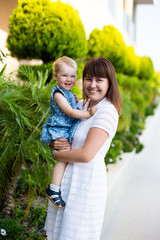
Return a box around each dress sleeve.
[90,105,119,137]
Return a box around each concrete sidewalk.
[100,103,160,240]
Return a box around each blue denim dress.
[40,86,80,145]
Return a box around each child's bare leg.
[51,161,67,186]
[46,162,67,208]
[46,140,68,208]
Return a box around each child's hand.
[88,105,97,116]
[74,94,79,103]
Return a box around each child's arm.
[54,92,97,119]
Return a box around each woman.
[44,57,122,240]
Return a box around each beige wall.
[0,0,18,33]
[0,29,19,78]
[0,0,19,78]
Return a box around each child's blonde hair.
[53,56,77,74]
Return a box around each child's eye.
[62,74,67,77]
[71,75,76,78]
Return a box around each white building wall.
[56,0,135,45]
[57,0,114,37]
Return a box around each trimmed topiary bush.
[7,0,87,62]
[87,28,102,58]
[117,73,156,119]
[138,56,154,79]
[87,25,127,73]
[124,46,140,76]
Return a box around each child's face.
[54,63,76,90]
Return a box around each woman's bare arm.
[54,92,97,119]
[52,127,109,163]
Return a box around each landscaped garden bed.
[0,0,160,238]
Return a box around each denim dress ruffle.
[40,86,80,145]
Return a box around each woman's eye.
[97,79,102,82]
[85,77,92,81]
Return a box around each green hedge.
[88,25,127,73]
[7,0,155,80]
[105,72,160,164]
[87,25,155,79]
[138,56,154,79]
[124,46,140,76]
[7,0,87,62]
[117,73,155,119]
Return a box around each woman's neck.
[88,101,96,108]
[88,97,106,108]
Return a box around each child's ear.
[54,73,57,80]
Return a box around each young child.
[40,56,97,208]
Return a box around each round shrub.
[7,0,87,63]
[87,28,102,57]
[138,56,154,79]
[124,46,140,76]
[88,25,127,73]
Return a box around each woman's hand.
[74,93,79,103]
[49,138,71,151]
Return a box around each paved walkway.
[100,103,160,240]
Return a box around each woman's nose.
[90,80,96,88]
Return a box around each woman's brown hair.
[82,57,122,115]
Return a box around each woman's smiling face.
[83,76,109,106]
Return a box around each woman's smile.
[83,76,109,105]
[89,90,99,93]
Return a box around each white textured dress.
[45,98,119,240]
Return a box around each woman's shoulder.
[98,98,118,116]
